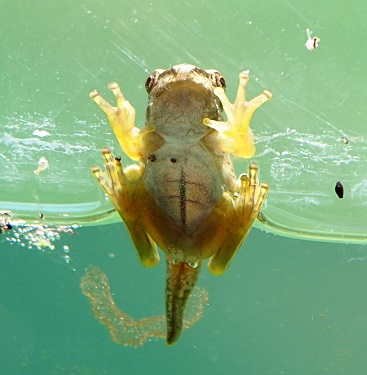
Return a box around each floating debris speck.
[0,211,13,233]
[34,157,49,175]
[305,28,320,50]
[335,181,344,199]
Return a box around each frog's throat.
[165,257,202,345]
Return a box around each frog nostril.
[170,158,177,163]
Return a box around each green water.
[1,226,367,374]
[2,0,367,373]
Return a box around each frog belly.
[144,148,224,234]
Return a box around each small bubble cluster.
[2,213,79,264]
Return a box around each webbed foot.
[90,83,154,161]
[208,163,268,275]
[203,71,272,158]
[92,148,159,267]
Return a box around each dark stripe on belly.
[179,170,187,228]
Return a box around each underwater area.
[1,0,367,373]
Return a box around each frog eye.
[211,71,226,89]
[219,77,226,88]
[145,75,155,93]
[145,70,164,93]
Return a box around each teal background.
[2,0,367,373]
[1,225,367,374]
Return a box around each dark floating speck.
[341,137,348,144]
[0,222,12,233]
[335,181,344,199]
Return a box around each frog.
[89,64,272,345]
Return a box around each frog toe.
[236,163,269,223]
[91,165,113,196]
[89,89,115,115]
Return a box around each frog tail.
[165,257,202,345]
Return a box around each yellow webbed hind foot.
[92,148,159,268]
[208,163,269,276]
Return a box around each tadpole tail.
[165,257,202,345]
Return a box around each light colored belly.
[144,147,224,233]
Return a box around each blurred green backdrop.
[2,0,367,240]
[1,0,367,374]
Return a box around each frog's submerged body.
[90,64,272,345]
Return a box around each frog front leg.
[207,163,269,276]
[90,82,155,161]
[203,71,272,158]
[92,148,160,267]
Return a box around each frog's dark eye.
[145,76,154,92]
[210,71,226,89]
[145,70,163,93]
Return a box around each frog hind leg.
[92,148,160,268]
[203,71,272,159]
[165,257,202,345]
[123,219,159,268]
[207,163,269,276]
